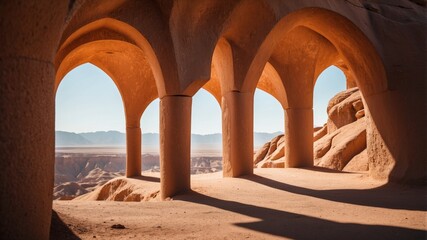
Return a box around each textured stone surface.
[317,119,367,170]
[221,91,254,177]
[254,134,285,168]
[253,142,270,166]
[313,124,328,142]
[257,88,369,172]
[160,96,192,199]
[1,1,426,238]
[75,177,160,202]
[327,88,361,133]
[343,149,369,172]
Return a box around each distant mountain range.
[55,131,282,148]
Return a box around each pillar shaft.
[0,58,55,239]
[159,96,191,199]
[126,126,142,177]
[285,108,313,168]
[222,91,254,177]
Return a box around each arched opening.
[140,98,160,172]
[312,65,368,172]
[253,88,285,168]
[54,19,161,202]
[55,17,162,181]
[54,63,126,200]
[191,88,222,174]
[241,7,391,173]
[313,66,346,128]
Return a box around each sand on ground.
[52,168,427,240]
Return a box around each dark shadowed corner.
[50,210,80,240]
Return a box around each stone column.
[0,1,68,238]
[125,124,142,177]
[221,91,254,177]
[285,108,313,168]
[0,58,56,240]
[159,96,192,199]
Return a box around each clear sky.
[56,63,346,134]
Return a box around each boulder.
[264,135,283,159]
[355,109,365,119]
[343,149,369,172]
[254,135,285,168]
[314,131,339,162]
[327,89,361,133]
[316,118,367,170]
[74,177,160,202]
[253,142,270,165]
[254,87,369,172]
[313,124,328,142]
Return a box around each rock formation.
[53,155,126,200]
[253,135,285,168]
[254,88,368,171]
[54,153,223,199]
[74,177,160,202]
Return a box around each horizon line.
[55,130,285,135]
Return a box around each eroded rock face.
[327,87,360,133]
[53,153,223,199]
[254,88,368,171]
[254,134,285,168]
[74,177,160,202]
[316,118,367,170]
[53,182,88,200]
[53,156,126,200]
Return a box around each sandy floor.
[52,168,426,240]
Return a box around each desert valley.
[54,88,371,201]
[53,131,278,200]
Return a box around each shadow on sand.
[242,169,426,211]
[129,175,160,182]
[50,210,80,240]
[175,190,426,240]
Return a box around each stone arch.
[240,8,388,169]
[312,65,348,127]
[243,7,387,96]
[55,62,127,134]
[56,40,158,125]
[203,36,290,176]
[333,60,358,89]
[55,19,161,178]
[256,62,288,110]
[220,0,279,92]
[56,18,165,98]
[191,88,222,137]
[201,38,234,105]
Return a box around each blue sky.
[56,63,345,134]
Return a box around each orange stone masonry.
[0,1,425,239]
[160,96,192,199]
